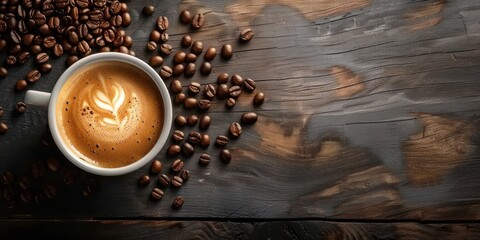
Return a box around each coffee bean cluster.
[0,0,134,91]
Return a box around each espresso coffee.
[56,61,164,168]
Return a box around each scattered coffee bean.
[18,51,30,65]
[191,12,204,29]
[216,135,229,147]
[185,53,197,62]
[171,176,183,188]
[175,115,187,127]
[160,65,173,78]
[6,55,16,65]
[241,112,258,124]
[184,97,198,109]
[158,174,170,187]
[151,188,164,200]
[15,79,28,91]
[188,82,201,94]
[243,78,256,92]
[67,55,79,66]
[82,179,96,197]
[231,74,244,86]
[191,41,203,55]
[20,190,33,204]
[200,62,212,75]
[253,92,265,106]
[147,41,157,51]
[150,160,163,174]
[200,134,210,148]
[44,183,57,199]
[1,171,13,185]
[53,44,63,57]
[229,122,242,138]
[31,160,45,179]
[16,102,26,113]
[63,168,78,185]
[171,79,183,93]
[149,55,164,67]
[172,196,184,208]
[226,98,236,108]
[175,93,186,104]
[142,6,155,16]
[198,99,211,111]
[182,142,195,156]
[180,10,192,24]
[217,73,229,84]
[187,114,199,126]
[0,107,3,117]
[184,63,196,77]
[150,30,161,42]
[199,115,211,130]
[181,169,190,181]
[171,159,184,172]
[167,144,181,156]
[0,67,7,78]
[217,84,229,99]
[173,64,185,76]
[39,63,52,73]
[181,35,192,48]
[138,175,151,186]
[229,85,242,98]
[172,130,185,142]
[27,69,41,83]
[203,84,216,99]
[240,28,254,42]
[221,44,233,59]
[199,153,211,165]
[124,36,133,48]
[188,131,201,144]
[160,43,173,55]
[173,51,186,64]
[204,47,217,61]
[46,157,60,172]
[157,16,169,31]
[220,149,232,163]
[19,176,32,190]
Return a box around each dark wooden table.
[2,0,480,239]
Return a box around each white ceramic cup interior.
[25,52,172,176]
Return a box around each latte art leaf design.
[90,74,128,127]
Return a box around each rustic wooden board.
[1,0,480,221]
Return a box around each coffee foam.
[56,61,164,168]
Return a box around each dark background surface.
[1,0,480,238]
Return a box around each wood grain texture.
[0,0,480,222]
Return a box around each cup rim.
[48,52,172,176]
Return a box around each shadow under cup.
[49,53,172,176]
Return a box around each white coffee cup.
[25,52,172,176]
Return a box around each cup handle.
[25,90,51,108]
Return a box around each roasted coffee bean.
[19,176,32,190]
[225,98,236,108]
[158,174,170,187]
[175,115,187,127]
[184,53,196,62]
[46,157,60,172]
[199,153,211,165]
[121,2,129,13]
[93,0,106,8]
[200,134,210,148]
[150,30,161,42]
[31,45,42,54]
[35,52,49,64]
[181,35,192,48]
[231,74,244,86]
[0,67,7,78]
[184,97,197,109]
[149,55,164,68]
[110,0,121,14]
[188,82,201,94]
[172,130,184,142]
[138,175,151,186]
[63,168,78,185]
[180,10,192,24]
[170,79,182,93]
[175,93,186,104]
[241,112,258,124]
[147,41,157,51]
[240,28,254,42]
[124,36,133,48]
[203,84,216,99]
[150,160,162,174]
[118,46,129,54]
[18,20,27,33]
[43,36,56,48]
[22,34,34,46]
[172,196,184,208]
[68,30,79,45]
[10,44,22,54]
[171,159,184,172]
[198,99,211,111]
[220,149,232,163]
[229,122,242,138]
[32,160,45,179]
[204,47,217,61]
[184,63,196,77]
[217,73,229,84]
[53,44,63,57]
[217,84,229,99]
[200,62,212,75]
[112,35,124,47]
[15,102,27,113]
[99,46,110,52]
[78,40,90,53]
[15,79,28,91]
[1,171,13,185]
[142,5,155,16]
[191,41,203,55]
[27,69,41,83]
[66,55,79,66]
[216,135,229,147]
[160,43,173,55]
[173,51,186,64]
[159,65,173,78]
[229,85,242,98]
[103,29,115,42]
[44,183,57,199]
[122,13,131,27]
[6,55,16,65]
[151,188,164,200]
[10,30,21,44]
[173,64,184,76]
[0,107,3,117]
[159,32,169,43]
[187,114,199,126]
[171,176,183,188]
[191,12,204,29]
[20,190,33,203]
[167,144,181,156]
[157,16,169,31]
[181,169,190,181]
[188,131,201,144]
[110,15,122,27]
[221,44,233,59]
[243,78,256,91]
[253,92,265,106]
[78,23,88,38]
[17,51,30,65]
[182,142,194,156]
[0,123,8,134]
[198,115,211,130]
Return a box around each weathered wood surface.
[1,0,480,224]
